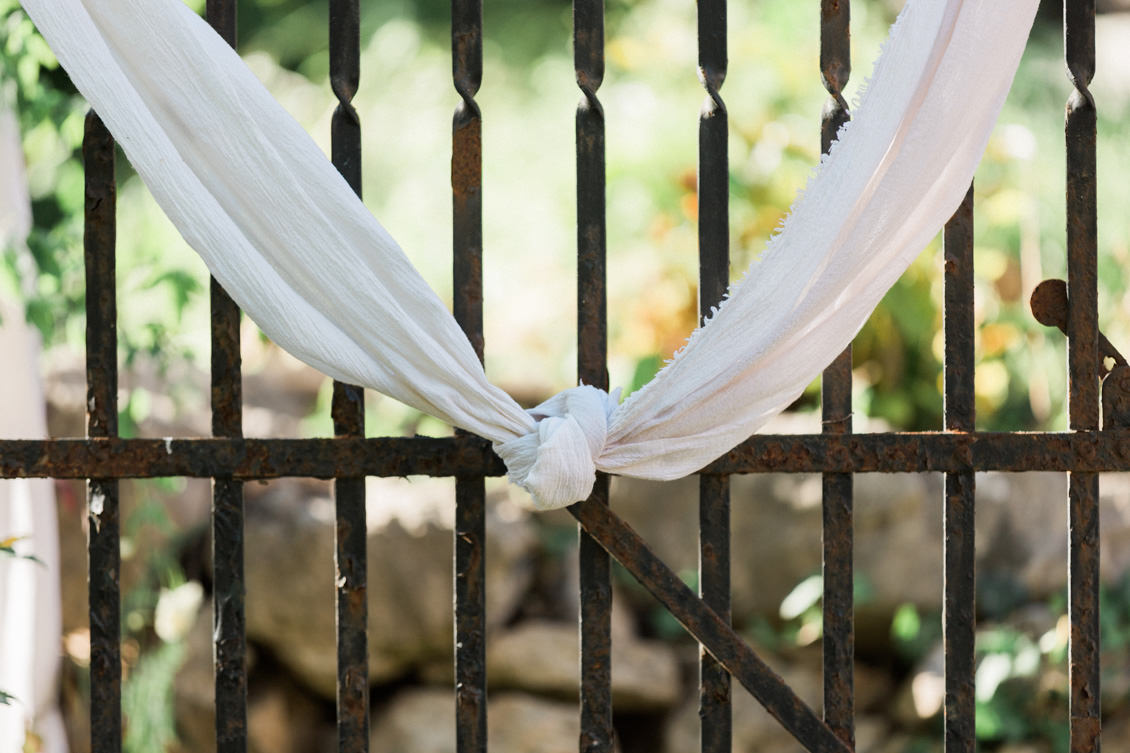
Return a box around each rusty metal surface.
[943,471,975,752]
[706,431,1130,473]
[699,475,732,753]
[820,463,852,748]
[1031,278,1125,376]
[454,476,487,753]
[83,111,121,753]
[944,185,976,434]
[211,478,246,753]
[1065,0,1102,749]
[569,498,852,753]
[696,0,728,318]
[205,4,248,752]
[819,0,850,130]
[697,0,732,747]
[1069,472,1101,752]
[451,0,488,747]
[0,436,500,477]
[574,0,613,748]
[1103,366,1130,429]
[13,430,1130,478]
[328,2,370,750]
[819,2,854,747]
[575,0,607,393]
[579,476,613,753]
[943,185,976,753]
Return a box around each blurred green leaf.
[779,573,822,620]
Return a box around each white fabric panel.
[18,0,1039,510]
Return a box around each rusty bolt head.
[1030,279,1069,331]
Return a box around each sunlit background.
[10,0,1130,437]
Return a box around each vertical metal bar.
[578,473,612,753]
[575,0,611,749]
[452,0,487,748]
[698,478,731,753]
[329,2,369,751]
[1065,1,1101,750]
[696,0,731,749]
[943,185,976,753]
[83,111,120,753]
[205,4,247,752]
[819,2,853,748]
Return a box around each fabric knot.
[494,385,620,511]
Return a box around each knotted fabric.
[18,0,1040,509]
[495,386,621,510]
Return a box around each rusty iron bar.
[696,0,732,748]
[698,475,731,753]
[328,1,369,750]
[1103,366,1130,429]
[453,475,487,753]
[818,1,854,747]
[574,0,612,748]
[943,184,976,753]
[83,111,120,753]
[1065,0,1101,750]
[451,0,488,746]
[568,498,852,753]
[204,4,248,751]
[12,430,1130,478]
[9,430,1130,477]
[578,473,612,753]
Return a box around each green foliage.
[122,641,185,753]
[887,600,1076,751]
[626,353,663,397]
[0,532,41,712]
[120,483,190,636]
[972,625,1065,749]
[114,485,196,751]
[1,0,86,339]
[0,534,44,565]
[2,8,215,435]
[890,603,944,666]
[1100,568,1130,651]
[727,572,877,651]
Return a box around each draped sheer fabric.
[19,0,1039,509]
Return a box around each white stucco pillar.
[0,105,69,753]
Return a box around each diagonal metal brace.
[568,497,853,753]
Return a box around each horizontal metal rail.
[4,431,1130,478]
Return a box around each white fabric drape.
[18,0,1039,510]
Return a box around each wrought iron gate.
[0,0,1115,752]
